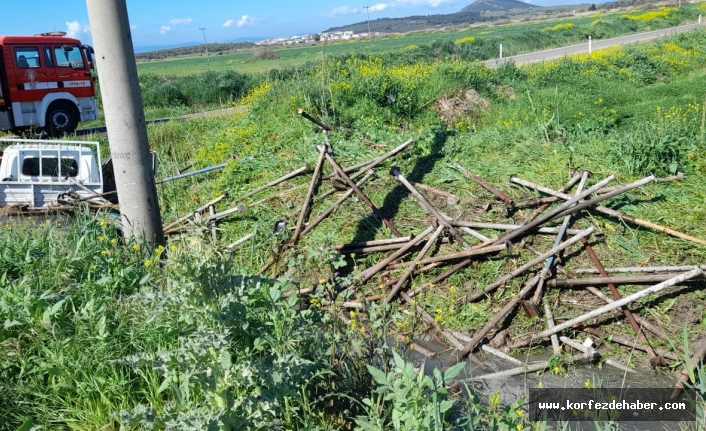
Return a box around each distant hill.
[461,0,538,13]
[135,42,256,61]
[325,0,537,33]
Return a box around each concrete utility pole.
[85,0,164,245]
[200,27,210,61]
[364,5,372,45]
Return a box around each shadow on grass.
[338,127,451,275]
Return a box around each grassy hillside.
[136,3,701,78]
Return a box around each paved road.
[485,23,703,67]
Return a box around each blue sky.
[3,0,602,50]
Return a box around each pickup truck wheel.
[45,102,79,136]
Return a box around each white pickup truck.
[0,138,129,210]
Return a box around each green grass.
[3,9,706,430]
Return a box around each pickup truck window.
[22,157,79,177]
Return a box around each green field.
[3,2,706,429]
[136,4,702,76]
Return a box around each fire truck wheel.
[45,102,79,136]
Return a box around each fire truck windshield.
[54,46,84,69]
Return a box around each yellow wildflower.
[110,238,117,245]
[132,244,140,251]
[155,245,165,255]
[99,219,108,227]
[101,250,108,256]
[145,259,153,267]
[585,379,591,388]
[98,236,105,242]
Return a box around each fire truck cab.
[0,32,97,136]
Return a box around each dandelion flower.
[145,259,153,267]
[98,236,105,242]
[132,244,140,251]
[101,250,108,255]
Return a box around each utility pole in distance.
[364,5,372,46]
[199,27,210,61]
[85,0,164,246]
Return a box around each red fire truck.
[0,32,97,136]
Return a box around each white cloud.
[369,3,389,11]
[222,19,234,28]
[324,6,360,17]
[131,24,138,30]
[169,18,193,25]
[237,15,253,27]
[160,25,172,34]
[66,20,90,39]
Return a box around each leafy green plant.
[355,350,465,431]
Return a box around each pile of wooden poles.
[164,109,706,395]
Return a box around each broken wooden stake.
[238,163,311,202]
[300,170,375,236]
[225,231,255,251]
[548,273,705,287]
[446,273,542,369]
[467,353,592,380]
[513,174,706,246]
[559,336,636,374]
[390,166,471,249]
[291,144,328,245]
[325,152,403,237]
[576,224,661,364]
[386,225,445,303]
[460,226,595,305]
[533,269,704,341]
[450,221,585,236]
[358,225,436,284]
[453,162,514,207]
[298,108,332,131]
[163,193,228,232]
